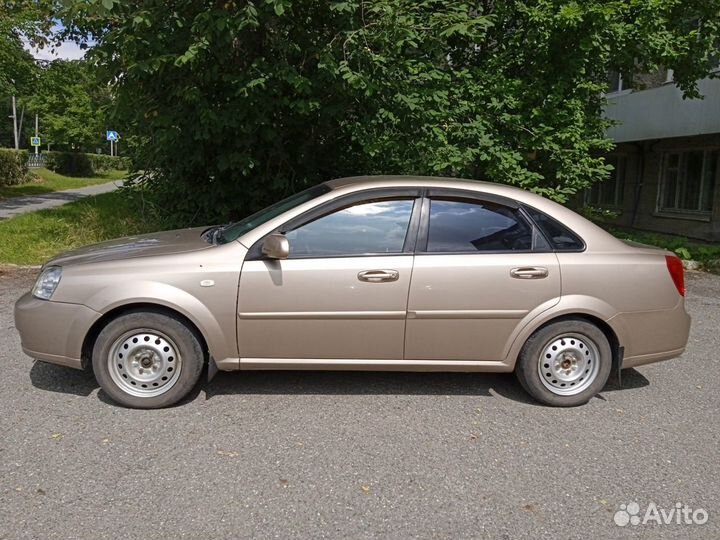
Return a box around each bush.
[44,151,93,176]
[43,151,129,176]
[0,149,30,186]
[606,226,720,267]
[88,153,131,172]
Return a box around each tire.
[92,310,205,408]
[515,319,612,407]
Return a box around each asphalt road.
[1,266,718,539]
[0,181,122,220]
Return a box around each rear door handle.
[358,269,399,283]
[510,267,549,279]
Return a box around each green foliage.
[608,227,720,266]
[0,190,166,265]
[0,167,126,199]
[578,205,621,221]
[0,148,29,186]
[44,151,129,176]
[0,1,57,147]
[87,153,131,172]
[22,60,111,152]
[56,0,720,225]
[44,151,92,176]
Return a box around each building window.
[659,150,717,214]
[607,70,633,93]
[586,155,626,208]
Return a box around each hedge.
[0,149,30,186]
[44,151,130,176]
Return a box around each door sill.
[238,358,512,372]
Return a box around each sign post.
[106,130,119,156]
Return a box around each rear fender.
[502,295,626,370]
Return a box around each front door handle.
[510,267,549,279]
[358,269,399,283]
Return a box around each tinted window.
[286,199,414,257]
[426,199,533,252]
[525,207,585,251]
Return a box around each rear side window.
[426,199,533,252]
[524,206,585,251]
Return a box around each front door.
[237,194,420,360]
[405,194,561,362]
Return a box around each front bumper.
[14,293,101,370]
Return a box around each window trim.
[246,188,423,261]
[247,186,589,260]
[656,149,717,216]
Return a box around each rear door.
[405,191,561,362]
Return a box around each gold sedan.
[14,176,690,408]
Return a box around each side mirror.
[262,233,289,259]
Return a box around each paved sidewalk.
[0,180,123,220]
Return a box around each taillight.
[665,255,685,296]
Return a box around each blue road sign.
[30,136,41,146]
[106,130,119,141]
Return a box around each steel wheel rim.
[537,333,600,396]
[108,329,182,398]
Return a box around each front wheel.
[515,319,612,407]
[92,310,205,408]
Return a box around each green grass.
[0,168,127,199]
[0,190,167,265]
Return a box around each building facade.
[597,73,720,241]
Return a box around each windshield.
[217,183,331,244]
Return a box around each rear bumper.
[14,293,100,370]
[610,299,691,369]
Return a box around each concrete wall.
[605,77,720,144]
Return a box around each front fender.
[82,280,237,364]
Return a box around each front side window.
[218,184,331,243]
[426,199,533,252]
[660,150,717,213]
[286,199,415,257]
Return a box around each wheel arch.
[81,303,209,371]
[504,299,625,372]
[522,313,621,373]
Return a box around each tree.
[56,0,720,225]
[23,60,111,152]
[1,0,56,147]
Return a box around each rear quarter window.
[524,206,585,252]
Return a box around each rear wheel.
[515,319,612,407]
[92,311,204,408]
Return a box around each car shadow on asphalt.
[29,360,650,407]
[28,360,206,408]
[205,368,650,406]
[29,360,98,397]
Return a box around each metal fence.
[27,154,46,168]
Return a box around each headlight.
[32,266,62,300]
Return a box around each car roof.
[326,175,541,205]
